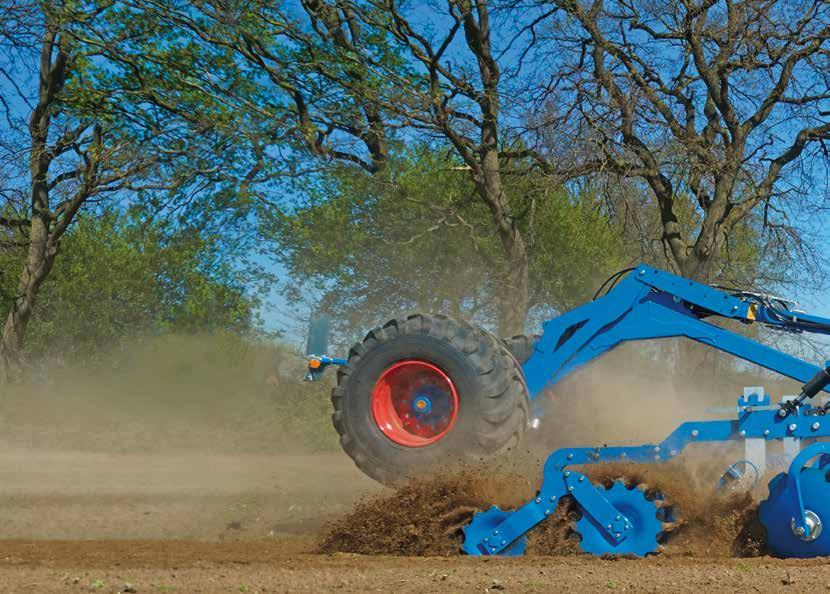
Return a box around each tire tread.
[332,313,529,484]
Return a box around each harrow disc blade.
[461,506,527,556]
[575,481,665,557]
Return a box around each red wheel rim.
[371,360,459,447]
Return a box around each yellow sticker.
[747,303,757,321]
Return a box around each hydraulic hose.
[778,365,830,418]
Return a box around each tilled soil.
[319,460,767,559]
[0,448,379,540]
[1,448,827,593]
[2,540,830,593]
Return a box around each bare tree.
[136,0,828,333]
[153,0,542,334]
[355,0,536,334]
[0,4,114,378]
[527,0,830,282]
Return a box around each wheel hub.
[412,395,432,415]
[791,510,823,542]
[371,360,458,447]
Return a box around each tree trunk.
[0,214,55,380]
[677,254,707,282]
[477,151,530,336]
[496,239,529,337]
[673,245,727,388]
[0,28,69,383]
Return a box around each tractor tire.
[501,334,541,365]
[332,314,530,485]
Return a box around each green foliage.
[1,209,257,361]
[266,146,629,336]
[269,147,493,331]
[518,183,629,312]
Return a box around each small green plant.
[607,580,618,589]
[90,580,106,590]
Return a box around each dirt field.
[2,448,829,593]
[3,540,830,593]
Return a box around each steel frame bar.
[523,265,830,399]
[471,398,830,555]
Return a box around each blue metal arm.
[305,355,349,381]
[523,265,830,399]
[466,396,830,556]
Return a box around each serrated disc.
[575,481,663,557]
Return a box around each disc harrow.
[462,507,528,556]
[460,390,830,558]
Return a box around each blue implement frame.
[463,394,830,556]
[462,265,830,557]
[304,263,830,556]
[521,265,830,399]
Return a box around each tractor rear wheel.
[332,314,530,485]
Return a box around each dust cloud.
[0,334,379,541]
[319,461,764,558]
[322,342,788,558]
[0,334,792,555]
[537,340,800,449]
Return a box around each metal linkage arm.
[523,265,830,400]
[471,402,830,556]
[778,365,830,418]
[305,355,349,381]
